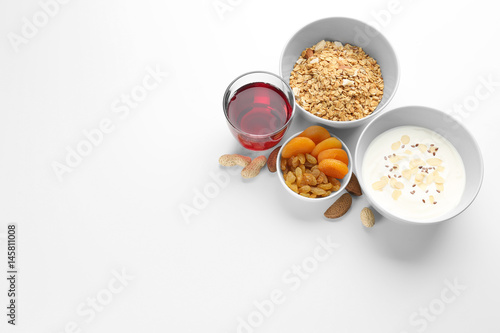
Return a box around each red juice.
[227,82,293,150]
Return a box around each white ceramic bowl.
[354,106,484,223]
[277,131,353,202]
[280,17,400,129]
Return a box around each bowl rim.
[278,16,400,126]
[277,130,353,202]
[222,70,296,138]
[354,105,484,224]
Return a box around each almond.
[266,146,281,173]
[391,141,401,150]
[324,193,352,219]
[345,172,362,196]
[392,189,402,200]
[305,48,314,59]
[401,135,410,145]
[360,207,375,228]
[434,176,445,184]
[372,180,387,191]
[427,158,442,166]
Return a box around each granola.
[289,40,384,121]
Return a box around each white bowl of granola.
[280,17,400,129]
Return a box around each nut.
[314,40,326,51]
[401,135,410,145]
[345,172,362,196]
[426,158,442,166]
[241,156,267,179]
[409,158,425,169]
[305,48,314,59]
[219,154,251,167]
[266,146,281,173]
[372,180,387,191]
[324,193,352,219]
[389,178,404,189]
[360,207,375,227]
[434,176,445,184]
[392,189,402,200]
[391,141,401,150]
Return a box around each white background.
[0,0,498,332]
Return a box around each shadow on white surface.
[362,209,449,262]
[222,108,450,264]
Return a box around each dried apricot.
[281,137,316,158]
[317,148,349,165]
[311,137,342,157]
[318,159,349,179]
[297,125,331,144]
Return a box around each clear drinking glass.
[223,71,295,151]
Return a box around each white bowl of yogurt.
[354,106,483,224]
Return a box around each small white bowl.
[280,17,400,129]
[354,106,484,223]
[277,131,353,202]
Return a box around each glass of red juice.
[223,71,295,151]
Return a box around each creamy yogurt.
[362,126,466,221]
